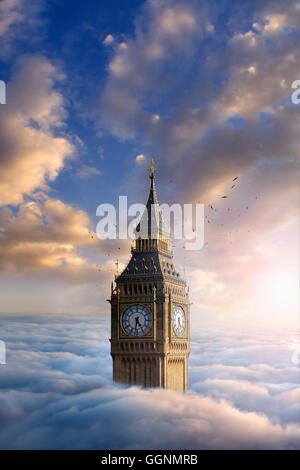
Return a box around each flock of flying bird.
[204,175,258,227]
[88,175,259,275]
[205,176,240,224]
[178,175,259,256]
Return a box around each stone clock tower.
[109,161,190,392]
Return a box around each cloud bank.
[0,314,298,450]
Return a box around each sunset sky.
[0,0,299,450]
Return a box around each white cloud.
[0,0,26,36]
[76,165,101,178]
[0,0,43,57]
[103,33,114,45]
[157,6,196,36]
[99,0,209,139]
[135,154,146,164]
[0,315,298,449]
[260,13,288,34]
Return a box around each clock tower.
[110,161,190,392]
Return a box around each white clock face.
[122,305,152,337]
[172,306,186,336]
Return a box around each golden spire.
[149,159,156,179]
[147,158,158,205]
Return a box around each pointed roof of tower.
[147,159,158,206]
[135,159,169,241]
[116,160,186,284]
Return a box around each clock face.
[172,306,186,336]
[122,305,152,337]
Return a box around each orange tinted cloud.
[0,55,74,205]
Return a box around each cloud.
[0,0,23,37]
[99,0,210,139]
[0,314,298,449]
[0,198,122,314]
[135,154,146,164]
[99,0,300,191]
[76,164,101,178]
[254,13,291,35]
[0,0,43,57]
[156,5,196,36]
[0,199,94,273]
[0,55,75,206]
[103,34,114,45]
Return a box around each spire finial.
[149,159,156,179]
